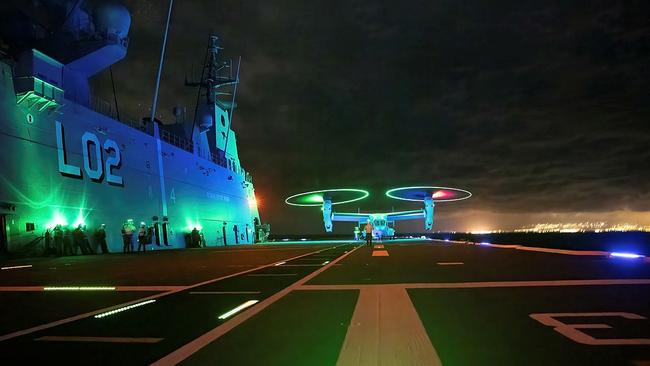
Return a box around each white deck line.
[0,286,186,292]
[151,244,361,366]
[189,291,262,295]
[336,285,442,366]
[297,279,650,291]
[35,336,163,343]
[246,273,298,277]
[0,246,334,342]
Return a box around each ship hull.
[0,61,259,254]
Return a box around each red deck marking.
[35,336,162,343]
[530,312,650,345]
[372,250,389,257]
[373,244,384,249]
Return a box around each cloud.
[91,1,650,233]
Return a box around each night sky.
[92,1,650,234]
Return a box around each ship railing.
[160,129,193,153]
[87,95,153,135]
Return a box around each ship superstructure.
[0,1,261,254]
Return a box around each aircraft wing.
[331,212,372,222]
[332,210,424,222]
[385,210,424,221]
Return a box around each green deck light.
[218,300,259,320]
[94,300,157,319]
[43,286,116,291]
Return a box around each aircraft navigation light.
[609,252,644,259]
[431,191,447,199]
[306,194,324,203]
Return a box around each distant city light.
[95,300,156,318]
[218,300,259,320]
[609,252,645,259]
[44,286,116,291]
[479,242,491,246]
[514,222,650,233]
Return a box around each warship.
[0,0,264,255]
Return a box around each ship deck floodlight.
[285,188,369,207]
[385,186,472,202]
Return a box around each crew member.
[44,229,53,256]
[353,226,360,241]
[96,224,109,254]
[137,223,147,252]
[364,220,374,246]
[122,220,134,253]
[190,227,201,248]
[53,225,63,256]
[73,225,85,254]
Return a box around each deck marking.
[218,300,259,319]
[471,242,608,256]
[0,285,185,292]
[373,245,384,249]
[246,273,297,277]
[297,279,650,291]
[35,336,163,343]
[372,250,389,257]
[437,262,464,265]
[0,246,335,342]
[189,291,261,295]
[336,285,442,366]
[530,312,650,345]
[1,264,33,270]
[280,264,322,267]
[151,244,360,366]
[95,300,157,318]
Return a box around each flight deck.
[0,240,649,365]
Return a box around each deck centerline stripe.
[336,285,442,366]
[35,336,163,343]
[151,243,361,366]
[437,262,464,265]
[0,245,337,342]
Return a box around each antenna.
[223,56,241,154]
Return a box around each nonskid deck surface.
[0,241,648,365]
